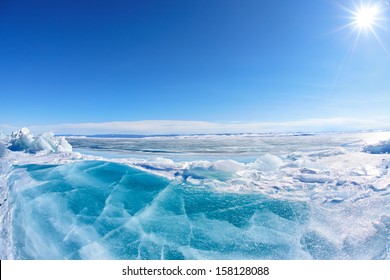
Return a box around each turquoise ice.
[5,159,389,260]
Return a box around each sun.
[344,1,390,56]
[329,0,390,91]
[335,0,387,36]
[352,4,380,31]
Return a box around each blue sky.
[1,0,390,134]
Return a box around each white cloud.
[8,117,386,135]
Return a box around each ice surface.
[0,143,7,158]
[3,162,313,259]
[9,128,72,153]
[1,130,390,259]
[364,139,390,154]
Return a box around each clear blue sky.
[1,0,390,132]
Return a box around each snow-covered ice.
[1,129,389,259]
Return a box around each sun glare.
[353,5,380,30]
[335,0,387,36]
[334,0,390,56]
[329,1,390,94]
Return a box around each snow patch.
[248,154,284,171]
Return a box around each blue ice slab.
[7,160,313,259]
[5,160,389,260]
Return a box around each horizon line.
[1,117,390,135]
